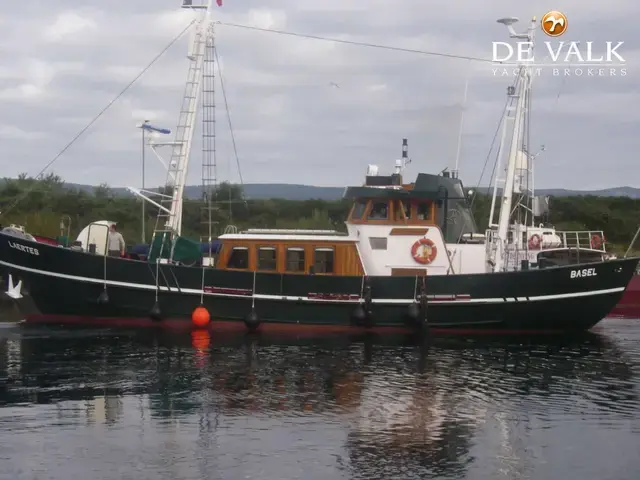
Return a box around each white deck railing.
[554,230,606,251]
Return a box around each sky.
[0,0,638,191]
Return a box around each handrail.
[59,215,71,242]
[86,223,110,255]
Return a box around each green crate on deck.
[147,232,201,265]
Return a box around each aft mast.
[148,0,215,262]
[491,16,536,272]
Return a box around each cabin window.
[257,246,277,271]
[227,246,249,269]
[393,200,410,221]
[507,231,514,244]
[314,247,335,274]
[402,200,411,219]
[522,232,527,247]
[368,201,388,220]
[416,201,431,220]
[286,247,305,272]
[351,200,367,220]
[369,237,387,250]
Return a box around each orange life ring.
[528,234,541,250]
[590,234,603,249]
[411,238,437,265]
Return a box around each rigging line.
[554,75,567,107]
[456,75,518,243]
[467,76,516,208]
[456,93,509,244]
[0,19,196,220]
[213,46,247,208]
[486,76,521,191]
[542,75,567,147]
[216,21,494,64]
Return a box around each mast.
[493,16,536,272]
[141,120,147,244]
[147,0,214,261]
[488,114,509,227]
[201,20,217,253]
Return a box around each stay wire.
[454,75,518,244]
[0,19,196,220]
[216,21,495,64]
[213,46,247,209]
[468,79,514,208]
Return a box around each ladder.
[149,17,208,262]
[200,26,218,246]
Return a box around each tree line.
[0,173,638,253]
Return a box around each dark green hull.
[1,233,637,334]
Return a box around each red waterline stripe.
[23,314,565,335]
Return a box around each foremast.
[490,16,537,272]
[148,0,215,261]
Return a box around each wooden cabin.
[216,231,364,276]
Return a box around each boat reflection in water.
[0,327,638,479]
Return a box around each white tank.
[76,220,115,255]
[540,231,562,248]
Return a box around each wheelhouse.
[348,197,437,226]
[343,168,479,243]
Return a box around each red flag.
[216,0,222,5]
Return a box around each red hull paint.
[610,274,640,318]
[24,314,565,335]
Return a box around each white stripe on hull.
[0,259,626,306]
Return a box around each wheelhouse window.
[368,201,389,220]
[227,246,249,269]
[285,247,305,272]
[314,247,335,274]
[351,200,368,220]
[402,200,411,219]
[393,200,410,221]
[416,201,431,220]
[257,246,277,270]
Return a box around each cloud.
[43,11,98,42]
[0,125,49,140]
[0,0,636,192]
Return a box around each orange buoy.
[191,305,210,328]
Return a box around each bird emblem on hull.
[5,274,23,300]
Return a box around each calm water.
[1,319,639,480]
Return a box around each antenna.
[452,61,471,180]
[181,0,209,9]
[395,138,411,175]
[402,138,410,166]
[496,17,530,39]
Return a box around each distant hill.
[473,186,640,199]
[64,182,640,201]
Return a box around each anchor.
[5,274,23,300]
